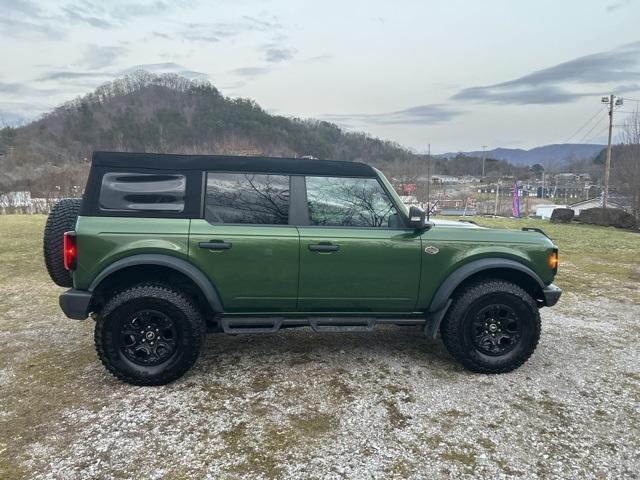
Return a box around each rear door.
[297,175,422,313]
[189,172,299,313]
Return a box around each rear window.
[99,172,186,212]
[205,172,289,224]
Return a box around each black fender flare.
[424,258,545,338]
[89,254,224,313]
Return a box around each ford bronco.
[43,151,561,385]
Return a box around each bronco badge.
[424,245,440,255]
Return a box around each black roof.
[92,151,376,177]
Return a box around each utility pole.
[601,94,623,208]
[494,181,500,217]
[481,145,487,178]
[426,143,431,220]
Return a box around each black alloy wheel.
[119,309,179,366]
[469,303,521,356]
[95,284,206,386]
[440,279,541,374]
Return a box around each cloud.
[0,0,40,15]
[61,6,114,28]
[179,16,283,43]
[79,45,127,69]
[121,63,208,79]
[606,0,632,11]
[265,47,294,63]
[0,82,57,97]
[37,71,113,82]
[59,1,183,28]
[300,54,332,63]
[452,41,640,104]
[0,0,182,38]
[229,67,271,77]
[453,85,585,105]
[152,31,172,40]
[325,104,465,126]
[0,0,65,39]
[36,63,207,85]
[615,83,640,93]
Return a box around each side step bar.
[308,317,375,332]
[218,316,425,334]
[220,317,284,334]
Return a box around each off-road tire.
[95,284,206,386]
[440,279,541,373]
[43,198,81,287]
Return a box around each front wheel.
[440,280,541,373]
[95,284,206,386]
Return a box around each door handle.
[199,240,232,250]
[308,243,339,252]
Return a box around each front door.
[189,172,299,313]
[297,175,422,313]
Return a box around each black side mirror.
[407,206,426,229]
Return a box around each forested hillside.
[0,72,415,194]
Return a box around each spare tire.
[43,198,82,287]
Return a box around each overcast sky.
[1,0,639,153]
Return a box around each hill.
[0,72,414,194]
[440,144,605,167]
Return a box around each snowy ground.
[1,216,638,479]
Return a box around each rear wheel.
[95,284,206,386]
[440,280,541,373]
[43,198,81,287]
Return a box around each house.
[431,175,459,184]
[535,204,567,219]
[440,208,477,216]
[568,197,623,215]
[399,195,421,207]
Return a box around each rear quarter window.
[99,172,186,212]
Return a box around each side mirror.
[407,206,426,229]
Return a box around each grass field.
[0,215,638,479]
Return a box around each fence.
[0,192,68,214]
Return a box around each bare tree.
[615,108,640,218]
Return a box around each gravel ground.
[1,282,639,479]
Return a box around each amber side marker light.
[63,231,77,271]
[548,249,559,274]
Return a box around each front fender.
[427,257,545,313]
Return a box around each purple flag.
[511,181,520,218]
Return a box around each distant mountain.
[440,144,605,167]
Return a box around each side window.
[306,176,398,227]
[99,172,185,212]
[205,173,289,224]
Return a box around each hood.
[430,218,484,228]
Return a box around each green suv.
[43,151,561,385]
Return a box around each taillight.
[63,231,77,271]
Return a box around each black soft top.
[92,151,376,177]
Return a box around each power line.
[577,114,606,144]
[583,126,609,145]
[565,106,607,143]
